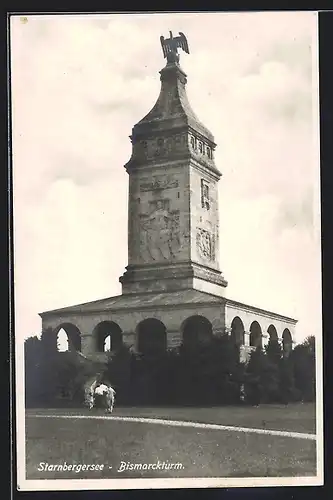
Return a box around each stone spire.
[120,34,227,296]
[125,58,220,176]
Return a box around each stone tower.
[120,51,228,298]
[40,33,296,361]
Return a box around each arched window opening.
[55,323,81,352]
[136,318,167,355]
[94,321,123,353]
[182,315,213,348]
[282,328,293,355]
[230,316,245,346]
[267,325,278,342]
[249,321,262,348]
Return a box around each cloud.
[275,187,314,232]
[233,60,311,123]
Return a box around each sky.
[10,12,321,345]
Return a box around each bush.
[291,336,316,402]
[24,331,316,408]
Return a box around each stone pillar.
[167,331,182,349]
[240,331,255,364]
[81,334,95,357]
[262,333,269,348]
[244,330,250,346]
[122,332,136,350]
[239,345,250,364]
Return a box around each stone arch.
[55,323,81,352]
[136,318,167,355]
[230,316,245,346]
[282,328,293,355]
[267,324,278,342]
[94,321,123,353]
[181,315,213,347]
[249,321,262,348]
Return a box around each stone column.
[167,331,182,350]
[262,333,269,348]
[240,331,254,364]
[239,346,250,364]
[80,333,95,357]
[122,332,136,350]
[244,330,251,346]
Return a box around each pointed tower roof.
[131,60,215,144]
[125,33,220,177]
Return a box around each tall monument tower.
[120,31,228,297]
[40,32,296,361]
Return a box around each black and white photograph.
[10,11,323,491]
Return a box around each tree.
[24,330,60,407]
[265,337,282,365]
[291,335,316,402]
[38,328,59,405]
[177,334,243,406]
[25,329,99,407]
[40,327,58,354]
[279,355,297,404]
[265,337,296,403]
[245,346,280,404]
[24,336,42,407]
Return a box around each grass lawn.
[27,402,316,433]
[25,403,316,480]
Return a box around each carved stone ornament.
[135,133,187,162]
[196,228,215,261]
[140,174,179,192]
[155,133,185,158]
[139,199,181,262]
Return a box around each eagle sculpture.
[160,31,189,62]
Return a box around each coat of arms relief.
[196,227,215,262]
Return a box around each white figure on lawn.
[84,374,116,413]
